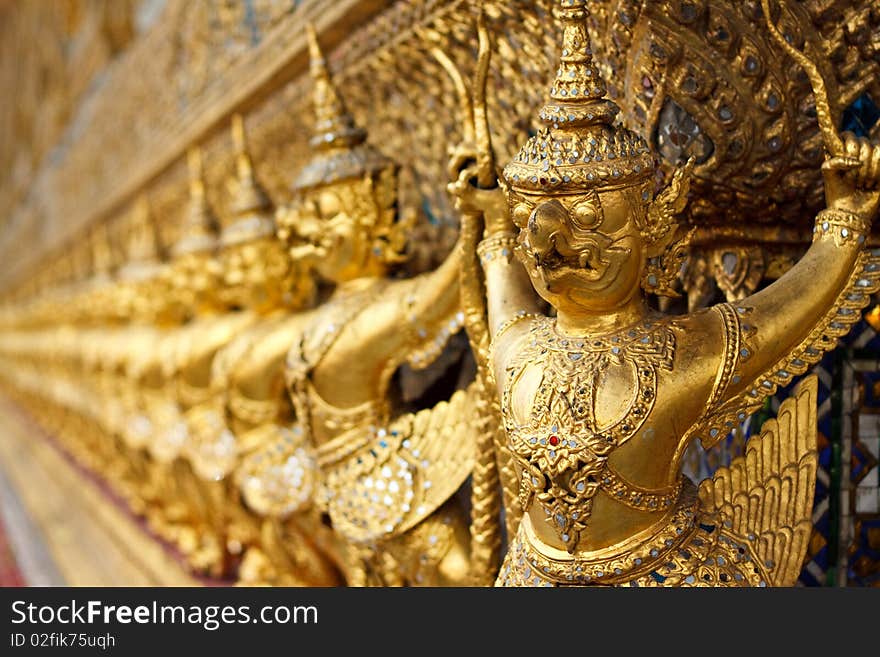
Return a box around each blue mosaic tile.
[841,93,880,139]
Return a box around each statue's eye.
[512,203,532,228]
[571,202,602,229]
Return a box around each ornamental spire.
[172,147,219,257]
[291,25,393,192]
[222,114,275,247]
[503,0,655,193]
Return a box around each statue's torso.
[496,312,771,586]
[499,313,724,551]
[289,278,394,447]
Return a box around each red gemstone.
[549,435,560,446]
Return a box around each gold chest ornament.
[503,316,682,552]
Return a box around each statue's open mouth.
[525,234,613,283]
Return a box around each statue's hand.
[447,142,479,184]
[822,132,880,220]
[447,165,512,236]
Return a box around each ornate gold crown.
[503,0,655,194]
[291,25,394,192]
[172,147,220,257]
[118,196,165,282]
[221,114,276,247]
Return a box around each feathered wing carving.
[698,375,818,587]
[321,382,477,544]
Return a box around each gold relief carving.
[710,247,767,302]
[588,0,879,228]
[0,1,139,240]
[3,0,878,295]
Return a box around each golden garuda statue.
[449,0,880,587]
[115,151,228,568]
[181,115,340,586]
[239,26,484,586]
[158,126,316,576]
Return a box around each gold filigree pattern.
[502,316,676,551]
[321,384,476,545]
[499,482,769,587]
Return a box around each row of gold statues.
[1,0,879,586]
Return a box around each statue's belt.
[513,480,702,585]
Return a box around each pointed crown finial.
[127,196,162,263]
[172,147,219,257]
[305,23,366,152]
[91,221,116,275]
[222,114,275,247]
[503,0,655,193]
[292,24,393,192]
[119,196,165,282]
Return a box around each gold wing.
[236,423,318,519]
[698,375,818,587]
[184,400,237,479]
[321,382,477,544]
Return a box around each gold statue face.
[282,169,404,284]
[510,183,649,314]
[305,182,369,282]
[219,237,289,310]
